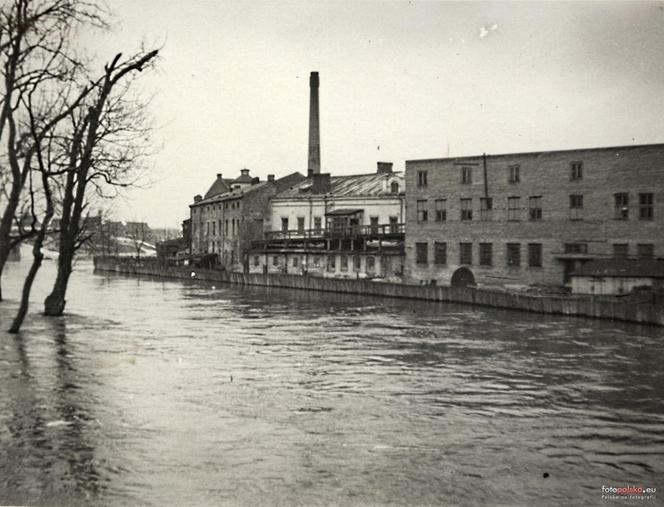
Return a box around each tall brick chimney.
[307,71,320,176]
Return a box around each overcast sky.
[84,1,664,228]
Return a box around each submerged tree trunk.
[43,247,74,316]
[9,241,45,333]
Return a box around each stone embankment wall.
[94,257,664,326]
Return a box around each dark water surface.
[1,260,663,506]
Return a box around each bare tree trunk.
[9,239,45,333]
[9,167,54,333]
[44,245,74,316]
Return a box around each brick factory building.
[189,169,304,271]
[404,143,664,289]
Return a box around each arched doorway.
[451,267,475,287]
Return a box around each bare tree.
[8,100,57,333]
[0,0,104,301]
[44,49,159,316]
[127,221,150,260]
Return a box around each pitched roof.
[192,172,305,207]
[204,176,233,199]
[274,172,404,199]
[233,173,254,184]
[573,259,664,278]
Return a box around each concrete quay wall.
[94,257,664,327]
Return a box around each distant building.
[189,169,305,271]
[404,143,664,288]
[248,162,406,281]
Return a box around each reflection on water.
[1,260,663,506]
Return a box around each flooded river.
[1,260,663,506]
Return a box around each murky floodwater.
[1,260,663,506]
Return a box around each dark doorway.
[451,267,475,287]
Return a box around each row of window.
[199,218,240,237]
[261,254,379,272]
[415,161,585,188]
[415,242,543,267]
[281,216,322,233]
[415,193,655,222]
[192,200,241,216]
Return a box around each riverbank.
[93,257,664,326]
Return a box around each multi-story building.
[189,169,304,271]
[405,143,664,288]
[248,163,406,280]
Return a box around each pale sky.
[83,1,664,228]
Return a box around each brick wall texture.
[404,144,664,287]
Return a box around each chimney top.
[216,173,222,179]
[267,174,275,182]
[194,194,202,203]
[310,71,319,87]
[377,162,393,175]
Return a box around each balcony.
[265,223,404,241]
[251,223,405,254]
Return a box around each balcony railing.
[265,223,404,241]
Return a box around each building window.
[417,200,428,222]
[479,243,493,266]
[508,196,521,221]
[434,242,447,265]
[415,242,428,264]
[569,194,583,220]
[508,165,520,183]
[417,170,428,187]
[570,161,583,181]
[313,216,322,234]
[340,255,348,271]
[212,221,216,236]
[613,243,629,259]
[206,222,210,235]
[564,243,588,254]
[370,216,379,234]
[313,256,320,267]
[389,216,399,233]
[461,166,472,184]
[506,243,521,267]
[390,181,400,193]
[614,193,629,220]
[293,256,299,267]
[460,198,473,221]
[224,220,228,235]
[297,217,305,234]
[328,256,336,271]
[529,196,542,221]
[639,193,654,220]
[434,199,447,222]
[272,255,279,266]
[353,255,361,271]
[366,256,375,272]
[480,197,493,221]
[638,244,654,259]
[281,217,289,233]
[459,242,472,265]
[253,256,260,266]
[528,243,542,267]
